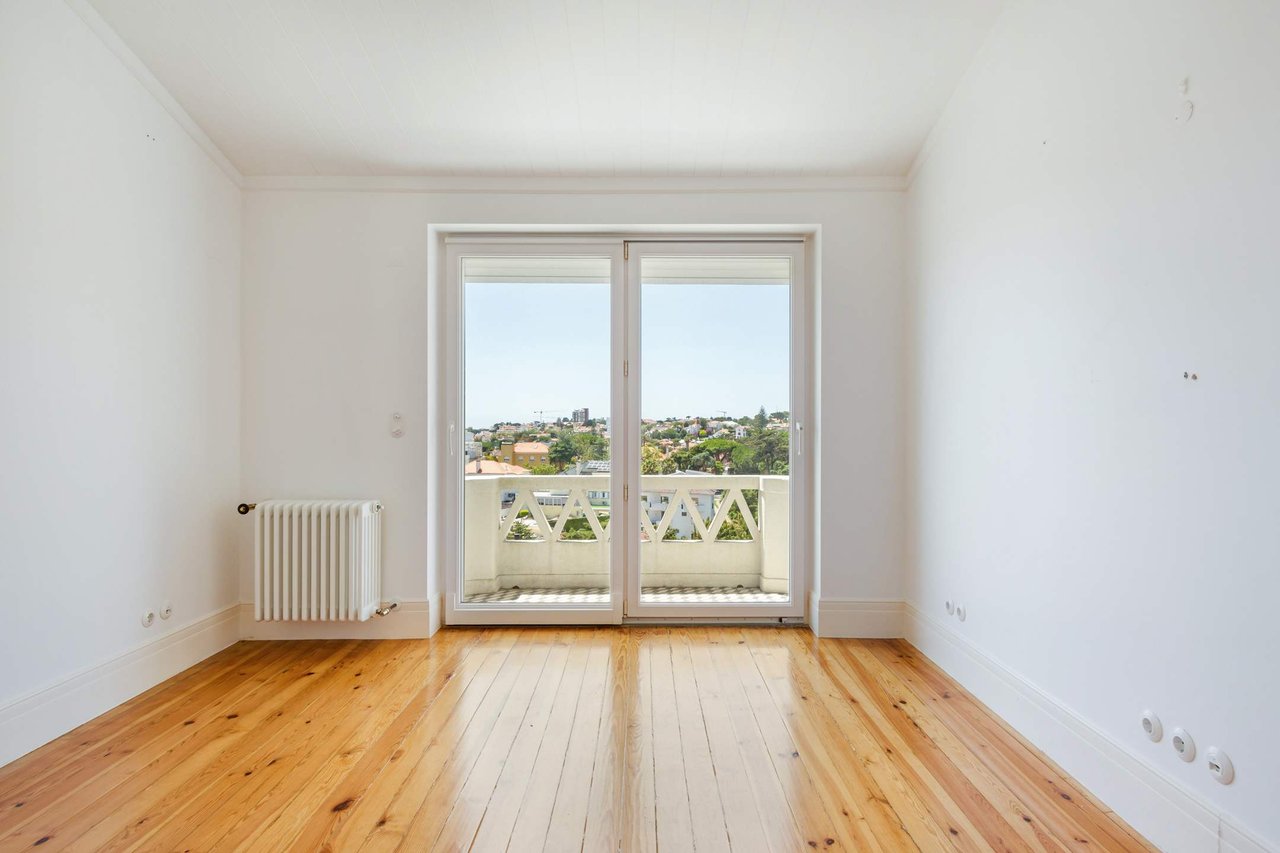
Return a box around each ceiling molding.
[241,174,907,195]
[63,0,244,187]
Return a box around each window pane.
[461,256,612,605]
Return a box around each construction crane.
[533,408,569,425]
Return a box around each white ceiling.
[87,0,1003,178]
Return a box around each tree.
[508,520,537,540]
[753,429,789,474]
[715,502,753,540]
[571,432,608,461]
[754,406,768,431]
[729,443,759,473]
[527,463,558,475]
[548,432,577,469]
[698,438,739,467]
[641,444,676,474]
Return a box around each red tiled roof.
[465,460,528,475]
[513,442,549,454]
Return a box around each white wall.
[906,1,1280,849]
[0,0,242,762]
[239,188,906,629]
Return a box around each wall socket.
[1171,727,1196,762]
[1206,747,1234,784]
[1141,710,1163,742]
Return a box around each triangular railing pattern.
[496,483,758,543]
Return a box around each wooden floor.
[0,628,1152,852]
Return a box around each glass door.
[444,243,625,624]
[624,242,808,619]
[442,238,808,625]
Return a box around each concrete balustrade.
[462,474,790,595]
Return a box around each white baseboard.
[809,595,904,638]
[903,603,1272,853]
[0,603,240,766]
[428,593,442,635]
[237,599,438,640]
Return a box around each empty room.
[1,0,1276,850]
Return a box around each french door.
[442,238,807,625]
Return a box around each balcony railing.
[463,474,789,596]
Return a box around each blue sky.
[465,282,790,428]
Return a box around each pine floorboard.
[0,628,1154,852]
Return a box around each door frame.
[442,239,626,625]
[622,240,809,620]
[437,232,813,626]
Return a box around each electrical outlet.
[1141,710,1163,742]
[1206,747,1234,784]
[1171,727,1196,762]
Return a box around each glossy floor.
[0,628,1152,851]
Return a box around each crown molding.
[63,0,244,188]
[241,173,907,194]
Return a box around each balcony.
[462,474,790,602]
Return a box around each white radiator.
[253,500,382,622]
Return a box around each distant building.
[464,459,527,475]
[571,407,590,424]
[499,441,549,468]
[560,459,611,503]
[734,425,749,439]
[562,459,610,476]
[465,459,527,508]
[641,485,715,540]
